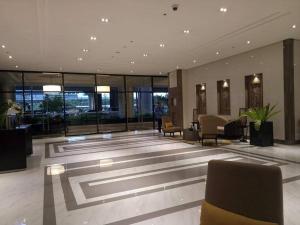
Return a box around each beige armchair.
[162,116,182,136]
[198,115,228,145]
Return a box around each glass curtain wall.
[0,71,168,136]
[64,74,97,135]
[126,76,153,130]
[0,72,23,129]
[153,77,169,129]
[23,72,64,136]
[96,75,126,132]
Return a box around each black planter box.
[249,121,274,147]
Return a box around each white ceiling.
[0,0,299,75]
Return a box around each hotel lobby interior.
[0,1,300,225]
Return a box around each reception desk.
[0,125,32,172]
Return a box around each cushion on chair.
[165,122,173,128]
[200,201,277,225]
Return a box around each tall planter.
[249,121,274,147]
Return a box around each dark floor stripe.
[43,168,56,225]
[104,200,203,225]
[65,148,226,177]
[283,175,300,183]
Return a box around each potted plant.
[242,104,279,147]
[0,100,22,129]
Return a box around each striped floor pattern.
[43,132,299,225]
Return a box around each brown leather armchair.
[201,160,283,225]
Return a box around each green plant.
[0,100,22,129]
[242,104,280,131]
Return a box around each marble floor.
[1,130,300,225]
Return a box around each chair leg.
[164,132,165,137]
[215,137,218,145]
[202,137,204,146]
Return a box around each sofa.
[198,115,244,145]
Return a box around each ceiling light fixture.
[15,65,19,68]
[193,59,197,63]
[247,40,251,44]
[96,86,110,93]
[176,65,180,69]
[159,72,162,75]
[8,55,13,59]
[90,36,97,41]
[1,45,5,48]
[130,61,135,64]
[160,43,165,48]
[220,7,227,12]
[43,85,62,92]
[83,49,88,52]
[77,57,83,61]
[143,53,148,57]
[216,51,220,55]
[101,18,109,23]
[292,24,296,29]
[130,70,134,73]
[183,30,190,34]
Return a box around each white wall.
[182,42,285,140]
[294,40,300,141]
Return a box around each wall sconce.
[96,86,110,93]
[201,84,206,90]
[223,80,229,88]
[252,74,260,84]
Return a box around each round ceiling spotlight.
[247,40,251,44]
[8,55,13,59]
[1,45,5,49]
[193,59,197,63]
[159,43,165,48]
[101,18,109,23]
[83,49,88,52]
[90,36,97,41]
[292,24,296,29]
[216,51,220,55]
[220,7,227,12]
[143,53,148,57]
[77,57,83,61]
[183,30,190,34]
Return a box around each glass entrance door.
[127,91,153,130]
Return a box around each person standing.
[155,102,163,133]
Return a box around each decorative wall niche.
[196,83,207,114]
[245,73,263,108]
[217,79,231,115]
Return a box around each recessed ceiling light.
[1,45,5,48]
[143,53,148,57]
[193,59,197,63]
[176,65,180,69]
[77,57,83,61]
[216,51,220,55]
[183,30,190,34]
[160,43,165,48]
[220,7,227,12]
[90,36,97,40]
[130,61,135,64]
[101,18,109,23]
[130,70,134,73]
[15,65,18,68]
[159,72,162,75]
[250,55,254,58]
[292,24,296,29]
[83,49,88,52]
[8,55,13,59]
[247,40,251,44]
[225,62,229,65]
